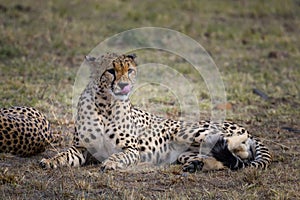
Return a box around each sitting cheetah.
[40,53,271,172]
[0,106,58,157]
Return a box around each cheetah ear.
[127,54,136,60]
[84,55,99,77]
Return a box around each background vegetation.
[0,0,299,199]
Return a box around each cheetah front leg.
[40,146,89,169]
[100,147,140,171]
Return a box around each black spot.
[159,146,163,153]
[195,131,200,137]
[9,123,14,129]
[3,131,9,138]
[159,138,163,144]
[109,134,115,139]
[203,124,209,128]
[90,134,96,139]
[189,129,195,134]
[98,103,105,107]
[140,146,146,151]
[12,131,18,138]
[164,144,167,152]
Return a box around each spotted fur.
[40,53,271,172]
[0,106,58,157]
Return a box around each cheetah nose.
[118,82,129,89]
[118,82,131,94]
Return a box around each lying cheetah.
[0,106,58,157]
[40,53,271,172]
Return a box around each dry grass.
[0,0,299,199]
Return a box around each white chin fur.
[108,90,130,101]
[111,92,129,100]
[114,94,129,101]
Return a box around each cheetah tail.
[248,138,272,169]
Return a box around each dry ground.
[0,0,299,199]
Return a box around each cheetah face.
[102,54,137,100]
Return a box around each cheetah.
[0,106,58,157]
[40,53,271,172]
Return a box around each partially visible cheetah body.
[0,106,57,157]
[40,53,271,172]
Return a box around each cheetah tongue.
[121,85,131,95]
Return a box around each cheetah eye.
[107,69,115,75]
[128,68,135,74]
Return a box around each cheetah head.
[85,53,137,101]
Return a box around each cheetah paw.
[39,158,58,169]
[182,160,204,173]
[100,159,125,172]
